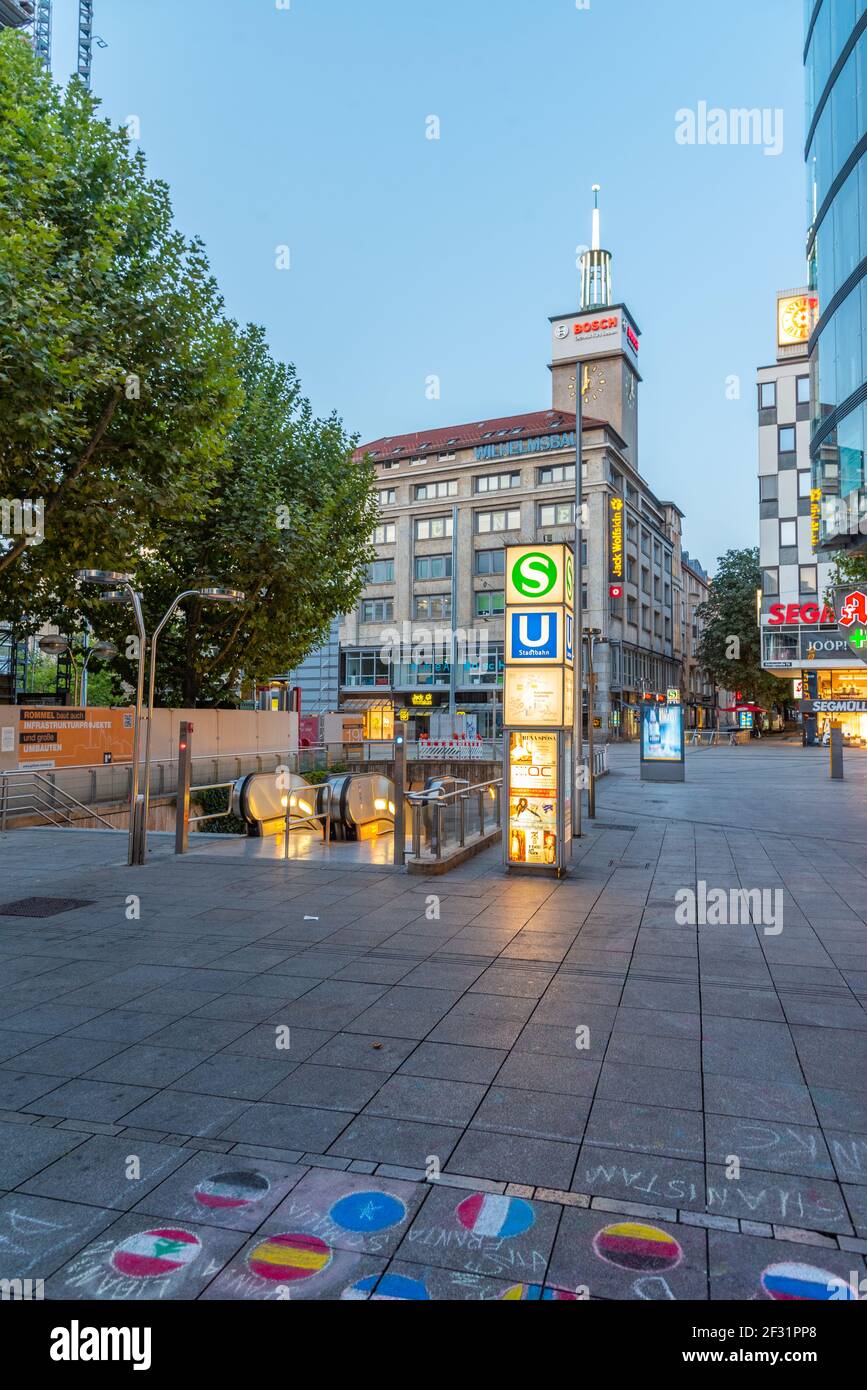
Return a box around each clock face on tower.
[582,362,606,402]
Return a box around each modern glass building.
[806,0,867,550]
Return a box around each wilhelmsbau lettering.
[50,1321,152,1371]
[674,881,783,935]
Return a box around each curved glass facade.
[806,0,867,546]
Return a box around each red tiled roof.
[355,409,604,463]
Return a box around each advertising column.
[639,690,685,783]
[503,544,574,875]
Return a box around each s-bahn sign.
[506,544,574,609]
[831,586,867,664]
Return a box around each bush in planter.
[194,786,246,835]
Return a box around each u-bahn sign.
[831,586,867,664]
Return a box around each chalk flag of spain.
[248,1232,332,1282]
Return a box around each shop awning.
[339,698,394,711]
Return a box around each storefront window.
[814,668,867,744]
[363,706,394,739]
[344,650,392,688]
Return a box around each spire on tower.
[580,184,613,311]
[591,183,601,251]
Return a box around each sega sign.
[767,603,836,625]
[507,609,566,665]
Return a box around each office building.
[805,0,867,551]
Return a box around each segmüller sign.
[831,585,867,665]
[801,699,867,714]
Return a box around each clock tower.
[549,187,641,464]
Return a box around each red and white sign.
[609,584,624,599]
[767,603,836,626]
[418,739,486,761]
[552,309,640,363]
[838,589,867,629]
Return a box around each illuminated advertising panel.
[551,309,640,363]
[640,703,684,763]
[832,585,867,665]
[504,666,564,727]
[776,292,818,348]
[506,608,567,664]
[609,497,624,583]
[506,544,571,608]
[507,732,558,866]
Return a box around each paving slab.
[547,1204,709,1300]
[45,1212,247,1301]
[707,1228,865,1301]
[3,748,867,1297]
[396,1183,560,1281]
[0,1194,118,1280]
[0,1119,87,1189]
[327,1115,462,1169]
[18,1134,191,1210]
[131,1153,308,1231]
[572,1147,707,1212]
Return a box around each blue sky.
[50,0,806,572]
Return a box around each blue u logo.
[517,614,550,647]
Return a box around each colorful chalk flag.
[111,1228,202,1278]
[343,1272,430,1301]
[195,1170,271,1210]
[371,1273,430,1300]
[329,1190,406,1233]
[247,1232,331,1282]
[593,1222,682,1272]
[501,1284,578,1300]
[457,1193,535,1238]
[761,1262,857,1301]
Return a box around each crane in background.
[21,1,102,89]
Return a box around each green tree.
[21,652,124,706]
[828,551,867,590]
[0,31,240,624]
[695,547,782,709]
[87,325,377,706]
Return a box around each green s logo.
[565,553,574,603]
[512,550,558,598]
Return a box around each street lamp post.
[141,587,244,846]
[583,627,607,820]
[76,573,243,867]
[573,364,583,838]
[37,634,117,707]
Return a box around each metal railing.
[688,729,749,747]
[278,780,333,846]
[407,776,502,863]
[187,781,235,828]
[0,769,120,833]
[0,741,504,819]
